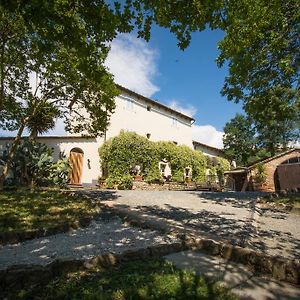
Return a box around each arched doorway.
[69,148,84,185]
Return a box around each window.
[173,141,178,145]
[125,98,134,111]
[172,117,178,127]
[146,133,151,139]
[147,106,151,111]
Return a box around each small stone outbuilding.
[225,148,300,192]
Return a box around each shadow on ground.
[128,202,300,260]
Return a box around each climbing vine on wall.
[99,131,210,187]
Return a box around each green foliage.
[105,176,115,189]
[223,114,257,166]
[105,174,133,190]
[0,3,120,136]
[3,139,71,187]
[99,131,207,186]
[223,113,294,166]
[4,259,237,300]
[117,174,134,190]
[206,156,230,186]
[255,163,267,184]
[145,163,163,184]
[50,156,72,187]
[99,131,156,180]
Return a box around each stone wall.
[132,181,195,191]
[250,149,300,192]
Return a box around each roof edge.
[117,84,195,122]
[249,148,300,169]
[192,140,224,153]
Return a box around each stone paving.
[82,190,300,261]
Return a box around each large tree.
[223,114,258,166]
[1,0,299,185]
[126,0,300,146]
[0,1,130,185]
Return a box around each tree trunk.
[0,123,26,189]
[29,128,37,140]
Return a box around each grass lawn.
[0,189,97,233]
[14,259,237,300]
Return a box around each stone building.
[225,148,300,192]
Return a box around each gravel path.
[0,214,178,270]
[82,190,300,261]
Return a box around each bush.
[255,163,267,184]
[2,138,71,187]
[104,174,133,190]
[117,174,133,190]
[99,131,207,185]
[145,163,163,184]
[105,176,116,189]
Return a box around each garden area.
[7,259,236,300]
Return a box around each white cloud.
[192,124,224,149]
[167,100,197,117]
[105,34,159,97]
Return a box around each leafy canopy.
[124,0,300,140]
[0,1,133,136]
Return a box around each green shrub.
[105,176,116,189]
[255,163,267,184]
[117,174,133,190]
[3,139,71,187]
[145,163,163,184]
[49,155,72,187]
[172,170,184,183]
[99,131,207,185]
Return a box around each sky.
[105,27,243,148]
[0,26,244,148]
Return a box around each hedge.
[99,131,229,188]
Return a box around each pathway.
[82,190,300,261]
[0,213,178,270]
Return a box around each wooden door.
[69,149,84,185]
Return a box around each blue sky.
[105,27,243,147]
[148,26,243,130]
[0,26,244,148]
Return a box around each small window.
[147,106,151,111]
[146,133,151,139]
[172,117,178,127]
[173,141,178,145]
[125,98,134,111]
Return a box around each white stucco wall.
[0,137,103,186]
[106,92,193,147]
[0,89,194,185]
[194,144,225,158]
